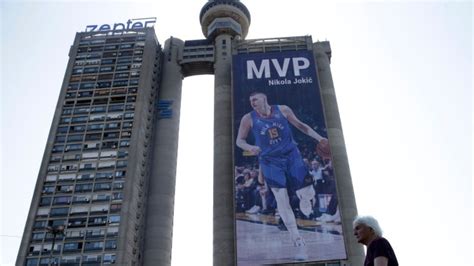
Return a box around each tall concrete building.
[17,1,364,266]
[16,23,164,266]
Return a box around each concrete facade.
[143,37,184,266]
[313,42,365,266]
[16,27,163,266]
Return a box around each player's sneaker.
[245,205,261,214]
[316,213,334,222]
[293,237,308,261]
[317,212,342,223]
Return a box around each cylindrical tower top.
[200,0,251,39]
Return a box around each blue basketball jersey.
[250,105,297,158]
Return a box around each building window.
[99,161,115,169]
[42,186,55,194]
[70,206,88,216]
[84,142,100,150]
[117,57,132,64]
[63,242,83,252]
[96,172,114,180]
[60,255,81,264]
[86,228,106,239]
[78,91,93,98]
[65,229,85,239]
[100,66,114,73]
[45,175,58,182]
[68,217,87,228]
[68,83,80,90]
[100,151,117,158]
[60,164,78,172]
[85,133,102,141]
[106,227,119,237]
[93,193,111,202]
[57,126,68,134]
[97,81,112,88]
[39,257,59,265]
[112,181,124,190]
[53,196,72,205]
[94,183,112,191]
[102,141,118,149]
[88,216,107,226]
[39,197,52,206]
[104,131,119,140]
[48,219,67,229]
[26,258,39,266]
[33,220,47,229]
[65,144,82,152]
[57,184,74,193]
[79,163,97,171]
[87,124,104,132]
[47,165,60,173]
[75,183,93,193]
[58,174,76,182]
[116,160,127,168]
[117,151,128,158]
[90,106,106,113]
[82,254,102,263]
[32,232,45,241]
[28,244,42,255]
[72,195,90,204]
[108,105,124,112]
[112,192,123,201]
[105,240,117,250]
[52,145,64,153]
[110,203,121,213]
[108,215,120,224]
[72,67,83,75]
[115,170,126,177]
[122,122,133,128]
[90,204,109,214]
[62,154,81,161]
[50,207,69,217]
[70,125,86,132]
[101,58,116,65]
[104,45,118,50]
[106,113,123,121]
[71,116,88,124]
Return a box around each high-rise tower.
[16,24,163,265]
[18,1,365,265]
[199,1,251,265]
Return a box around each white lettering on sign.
[246,57,310,79]
[85,17,156,32]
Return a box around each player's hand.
[247,145,261,155]
[316,138,331,159]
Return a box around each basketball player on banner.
[236,91,329,260]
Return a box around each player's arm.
[279,105,325,142]
[236,114,261,155]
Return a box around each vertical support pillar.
[143,37,184,266]
[213,33,235,266]
[313,42,365,266]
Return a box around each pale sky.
[1,0,472,265]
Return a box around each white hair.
[353,215,383,237]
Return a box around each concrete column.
[143,37,184,266]
[213,33,235,266]
[313,42,365,266]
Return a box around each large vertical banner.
[232,50,347,265]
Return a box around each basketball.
[316,139,331,159]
